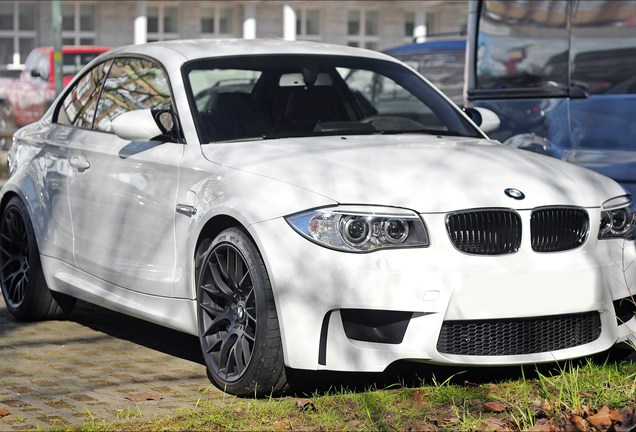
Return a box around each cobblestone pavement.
[0,295,228,430]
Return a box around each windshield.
[183,54,482,143]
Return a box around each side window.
[22,51,40,80]
[476,0,569,90]
[93,57,171,133]
[56,60,112,128]
[571,1,636,95]
[35,53,49,80]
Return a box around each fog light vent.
[341,309,411,344]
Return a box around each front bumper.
[249,209,636,371]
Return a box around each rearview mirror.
[111,109,163,142]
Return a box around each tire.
[196,227,290,397]
[0,197,76,321]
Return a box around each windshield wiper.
[377,129,462,136]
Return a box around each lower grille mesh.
[437,312,601,356]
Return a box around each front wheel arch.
[195,226,293,396]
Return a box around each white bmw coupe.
[1,39,635,396]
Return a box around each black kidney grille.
[446,210,521,255]
[531,207,589,252]
[437,312,601,356]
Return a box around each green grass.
[65,356,636,431]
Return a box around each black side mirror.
[30,68,46,80]
[463,107,483,126]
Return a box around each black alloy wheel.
[197,227,290,397]
[0,197,75,320]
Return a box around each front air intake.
[437,312,601,356]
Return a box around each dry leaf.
[0,408,9,417]
[481,416,515,431]
[406,422,435,432]
[570,414,589,432]
[533,398,554,411]
[483,401,507,413]
[528,418,552,432]
[124,392,162,402]
[557,416,579,432]
[344,420,361,430]
[294,398,316,412]
[272,420,290,429]
[464,380,480,387]
[588,405,612,430]
[427,416,442,426]
[611,407,624,422]
[613,407,636,432]
[412,390,425,408]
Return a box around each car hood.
[200,134,626,213]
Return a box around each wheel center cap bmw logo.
[504,188,525,200]
[237,303,246,321]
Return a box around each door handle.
[69,155,90,171]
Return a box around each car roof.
[103,38,402,66]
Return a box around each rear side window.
[476,0,569,90]
[571,1,636,95]
[56,60,112,128]
[93,57,171,132]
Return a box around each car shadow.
[14,299,631,398]
[67,299,205,365]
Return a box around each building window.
[0,1,36,66]
[426,12,436,36]
[200,5,235,37]
[460,13,468,35]
[405,12,415,38]
[62,2,96,46]
[296,8,321,41]
[148,4,179,42]
[347,9,379,50]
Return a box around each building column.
[414,9,427,43]
[134,1,148,45]
[243,2,257,39]
[283,3,296,41]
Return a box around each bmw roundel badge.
[504,188,525,200]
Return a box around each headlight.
[285,206,429,252]
[598,196,636,240]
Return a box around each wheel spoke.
[214,248,230,280]
[232,336,246,374]
[208,259,235,298]
[227,247,239,290]
[238,334,251,369]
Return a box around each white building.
[0,1,469,68]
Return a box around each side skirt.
[40,255,198,335]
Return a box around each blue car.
[384,40,466,105]
[465,0,636,196]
